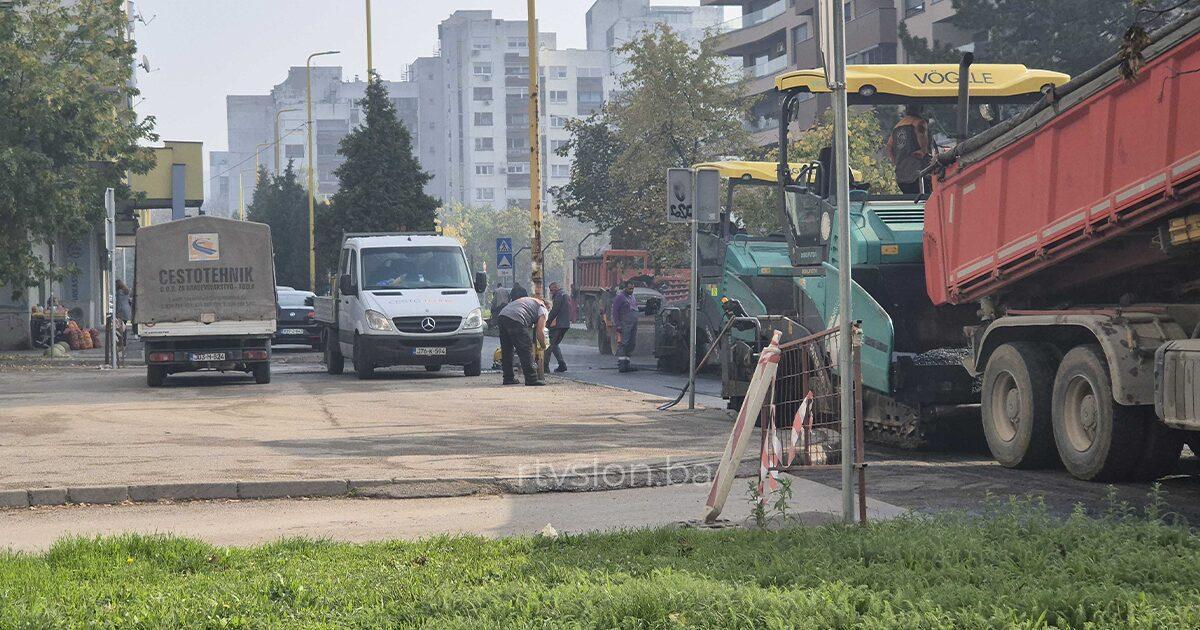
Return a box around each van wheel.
[147,365,166,387]
[353,335,374,379]
[981,342,1058,469]
[1051,345,1141,481]
[425,364,442,372]
[463,358,482,377]
[324,332,344,375]
[253,362,271,384]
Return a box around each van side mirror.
[338,274,357,296]
[474,271,488,294]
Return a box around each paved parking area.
[0,363,733,492]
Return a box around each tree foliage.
[0,0,156,293]
[552,26,749,267]
[315,72,437,274]
[899,0,1139,76]
[247,162,310,289]
[438,202,565,290]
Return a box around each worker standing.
[886,104,933,194]
[497,296,548,386]
[611,282,639,373]
[543,282,570,373]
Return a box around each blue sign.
[496,252,514,269]
[496,237,512,254]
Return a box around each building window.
[473,87,492,101]
[285,144,305,159]
[473,63,492,76]
[475,164,495,176]
[550,115,569,128]
[546,65,568,79]
[506,87,529,98]
[845,2,854,20]
[508,162,530,175]
[578,66,604,78]
[548,90,568,103]
[505,65,529,78]
[474,137,494,151]
[507,112,530,126]
[792,23,810,44]
[475,187,495,201]
[508,37,527,49]
[904,0,925,17]
[551,164,570,178]
[472,39,491,51]
[474,112,493,126]
[507,137,528,150]
[550,139,568,152]
[578,91,603,104]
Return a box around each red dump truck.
[925,9,1200,481]
[571,249,688,354]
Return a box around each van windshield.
[360,246,471,290]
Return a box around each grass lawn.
[2,498,1200,628]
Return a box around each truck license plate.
[280,328,305,335]
[190,352,226,362]
[413,347,447,356]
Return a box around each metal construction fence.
[757,324,868,523]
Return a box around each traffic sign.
[695,168,720,223]
[667,168,693,223]
[496,237,512,254]
[497,252,514,269]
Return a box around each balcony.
[716,0,786,33]
[743,55,789,79]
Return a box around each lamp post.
[254,142,269,174]
[365,0,373,81]
[306,49,340,292]
[540,239,562,294]
[274,107,300,176]
[576,230,602,259]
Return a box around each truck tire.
[1051,345,1141,481]
[598,323,612,355]
[147,365,166,387]
[353,335,374,380]
[463,358,482,377]
[1129,408,1184,481]
[324,332,344,375]
[981,342,1058,469]
[253,362,271,384]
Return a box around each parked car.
[274,287,322,350]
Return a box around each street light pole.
[365,0,373,81]
[526,0,544,300]
[274,107,300,176]
[306,49,340,293]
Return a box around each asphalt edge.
[0,459,758,510]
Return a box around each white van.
[314,233,487,378]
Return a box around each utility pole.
[306,49,339,292]
[365,0,373,81]
[829,0,855,524]
[526,0,544,300]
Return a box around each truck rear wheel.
[147,365,166,387]
[1051,345,1141,481]
[981,342,1058,469]
[253,362,271,384]
[353,335,374,379]
[598,323,612,355]
[324,331,344,375]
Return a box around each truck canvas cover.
[134,216,277,324]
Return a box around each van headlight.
[463,308,484,330]
[365,309,392,331]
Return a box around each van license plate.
[280,328,305,335]
[413,347,447,356]
[190,352,226,362]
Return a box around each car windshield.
[277,291,312,307]
[361,246,472,290]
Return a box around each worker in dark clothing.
[509,282,528,300]
[543,282,571,373]
[886,105,933,195]
[497,296,548,386]
[611,282,639,373]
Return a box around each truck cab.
[317,233,488,379]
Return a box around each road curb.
[1,459,758,510]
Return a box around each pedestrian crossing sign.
[497,252,513,269]
[496,237,512,254]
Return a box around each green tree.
[553,25,750,267]
[0,0,155,293]
[315,71,437,274]
[247,161,310,289]
[899,0,1138,76]
[438,202,563,290]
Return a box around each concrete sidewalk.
[0,366,735,506]
[0,477,906,552]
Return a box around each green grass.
[3,496,1200,628]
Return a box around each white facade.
[586,0,725,76]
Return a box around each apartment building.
[705,0,972,144]
[206,68,422,217]
[586,0,725,76]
